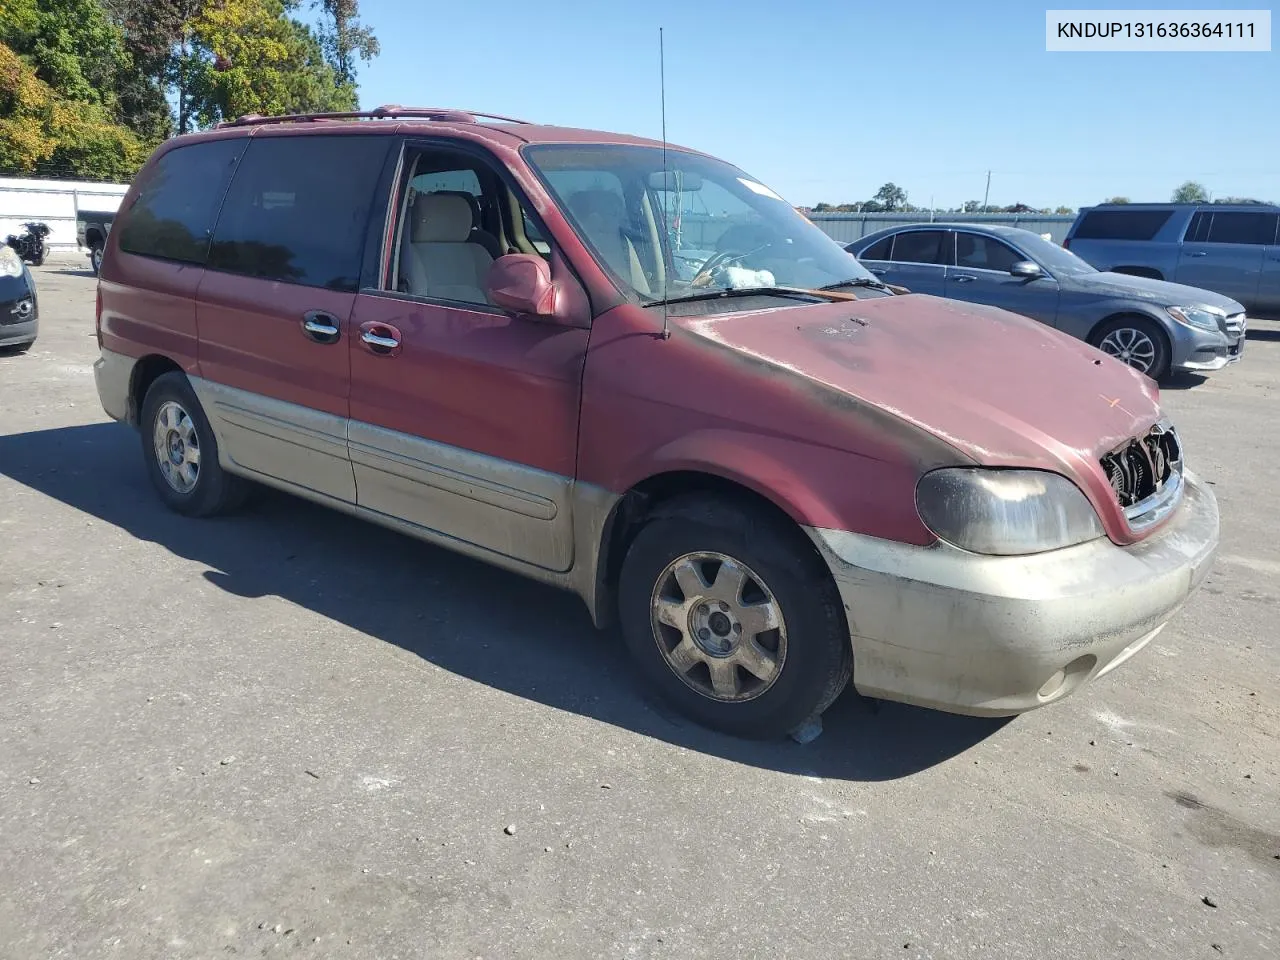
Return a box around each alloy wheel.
[1098,327,1157,374]
[649,551,788,702]
[151,400,201,494]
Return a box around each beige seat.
[400,192,495,304]
[565,190,652,295]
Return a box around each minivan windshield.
[523,144,877,304]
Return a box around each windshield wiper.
[651,285,859,307]
[819,277,890,292]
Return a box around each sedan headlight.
[0,246,23,278]
[1167,304,1223,332]
[916,468,1105,555]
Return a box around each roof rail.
[216,106,532,129]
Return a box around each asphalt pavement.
[2,257,1277,959]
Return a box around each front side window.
[207,135,391,291]
[859,235,893,260]
[955,233,1021,272]
[387,146,549,306]
[117,139,246,264]
[890,231,948,265]
[523,144,876,303]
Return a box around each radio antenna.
[658,26,671,340]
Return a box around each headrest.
[566,190,627,227]
[411,192,474,243]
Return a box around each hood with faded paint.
[680,292,1162,483]
[1064,271,1245,314]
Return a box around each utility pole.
[982,171,991,213]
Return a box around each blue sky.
[354,0,1278,210]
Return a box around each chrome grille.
[1223,312,1246,336]
[1101,424,1182,510]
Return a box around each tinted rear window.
[1074,209,1173,241]
[1205,211,1277,245]
[208,135,391,291]
[117,139,246,264]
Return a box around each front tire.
[89,243,103,275]
[618,496,852,739]
[140,372,246,517]
[1091,316,1171,380]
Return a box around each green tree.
[1053,206,1073,214]
[316,0,379,87]
[0,40,144,179]
[1105,196,1130,204]
[1172,180,1209,203]
[0,2,146,178]
[872,182,907,212]
[190,0,354,127]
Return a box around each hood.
[1076,271,1245,314]
[680,293,1163,480]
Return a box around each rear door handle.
[869,267,887,276]
[359,320,402,356]
[1189,251,1208,257]
[301,311,341,344]
[951,274,976,283]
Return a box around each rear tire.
[1090,315,1171,381]
[617,496,852,739]
[89,243,103,275]
[140,372,246,517]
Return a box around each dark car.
[0,244,38,352]
[1063,202,1280,318]
[77,209,116,275]
[848,223,1246,380]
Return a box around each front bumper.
[1171,315,1246,372]
[806,470,1219,716]
[0,287,37,346]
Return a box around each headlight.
[0,246,23,278]
[1167,304,1223,332]
[915,468,1105,555]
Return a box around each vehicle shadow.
[0,422,1008,781]
[1161,372,1209,391]
[1245,327,1280,342]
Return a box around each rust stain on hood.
[681,293,1162,481]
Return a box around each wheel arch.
[127,354,185,426]
[1107,265,1164,281]
[1086,308,1173,348]
[588,466,833,630]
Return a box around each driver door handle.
[1189,251,1208,257]
[951,274,977,283]
[301,310,341,344]
[869,267,887,276]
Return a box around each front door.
[1175,210,1269,310]
[194,133,394,503]
[945,231,1060,324]
[1259,219,1280,318]
[347,142,590,572]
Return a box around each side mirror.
[486,254,557,318]
[1010,260,1042,279]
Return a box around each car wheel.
[617,496,852,739]
[1092,316,1170,380]
[90,244,103,275]
[140,372,246,517]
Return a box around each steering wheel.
[689,250,739,288]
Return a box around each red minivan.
[93,107,1219,739]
